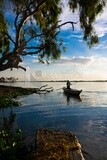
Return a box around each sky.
[1,1,107,81]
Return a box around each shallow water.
[1,81,107,159]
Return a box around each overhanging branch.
[26,33,44,43]
[3,32,15,45]
[58,21,77,31]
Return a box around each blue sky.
[1,1,107,81]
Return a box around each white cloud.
[65,34,82,40]
[32,55,38,58]
[32,59,38,63]
[54,56,94,65]
[59,1,107,38]
[93,39,107,50]
[94,6,107,37]
[59,0,80,30]
[92,55,107,65]
[71,56,94,65]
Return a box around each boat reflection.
[63,93,82,105]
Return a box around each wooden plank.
[34,129,85,160]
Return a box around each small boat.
[63,87,82,96]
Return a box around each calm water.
[1,81,107,160]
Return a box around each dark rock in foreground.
[34,129,85,160]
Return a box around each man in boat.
[66,80,72,89]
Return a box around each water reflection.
[1,82,107,160]
[0,110,16,131]
[63,93,82,105]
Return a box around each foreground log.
[34,129,85,160]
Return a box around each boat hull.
[63,87,82,96]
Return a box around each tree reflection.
[1,111,16,132]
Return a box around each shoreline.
[0,85,38,96]
[0,84,53,108]
[1,80,107,83]
[0,85,38,108]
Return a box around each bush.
[0,112,27,160]
[0,96,20,108]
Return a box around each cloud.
[54,55,107,66]
[94,6,107,37]
[93,40,107,50]
[92,55,107,65]
[54,56,94,65]
[59,0,80,30]
[32,59,38,63]
[65,33,82,40]
[71,56,94,65]
[59,1,107,38]
[32,55,38,58]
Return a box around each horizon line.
[16,80,107,82]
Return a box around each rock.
[34,129,85,160]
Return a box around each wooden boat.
[63,87,82,96]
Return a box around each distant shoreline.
[15,80,107,82]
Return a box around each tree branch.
[14,10,20,30]
[14,0,48,52]
[3,32,15,45]
[0,53,26,71]
[26,34,44,43]
[23,31,60,56]
[58,21,77,31]
[18,65,26,71]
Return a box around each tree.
[0,0,106,71]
